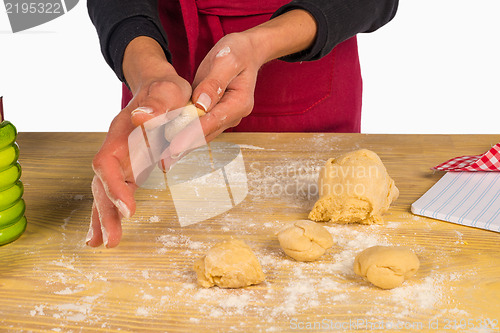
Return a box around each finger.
[204,128,226,144]
[158,145,198,173]
[131,79,191,127]
[192,48,242,112]
[165,115,209,159]
[158,119,233,173]
[92,152,136,219]
[157,99,239,172]
[167,88,250,157]
[198,88,251,139]
[86,202,103,247]
[91,176,123,248]
[158,150,179,172]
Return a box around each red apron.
[121,0,362,133]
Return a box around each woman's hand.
[87,8,318,247]
[87,37,191,248]
[167,9,318,157]
[191,33,260,142]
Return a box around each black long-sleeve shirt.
[87,0,398,82]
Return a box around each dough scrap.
[278,220,334,261]
[354,246,420,289]
[193,239,265,288]
[309,149,399,225]
[164,104,206,141]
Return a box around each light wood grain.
[1,133,499,332]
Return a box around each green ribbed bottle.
[0,97,27,246]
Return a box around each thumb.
[192,58,241,112]
[192,81,224,114]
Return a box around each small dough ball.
[193,239,265,288]
[309,149,399,225]
[164,104,206,141]
[278,220,334,261]
[354,246,420,289]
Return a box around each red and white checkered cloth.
[432,143,500,171]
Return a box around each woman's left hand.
[190,32,262,143]
[167,9,317,157]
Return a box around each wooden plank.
[0,133,499,332]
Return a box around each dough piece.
[278,220,334,261]
[164,104,206,141]
[309,149,399,225]
[354,246,420,289]
[193,239,265,288]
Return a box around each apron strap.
[205,15,225,47]
[178,0,199,81]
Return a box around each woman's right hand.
[87,37,192,248]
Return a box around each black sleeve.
[271,0,399,62]
[87,0,170,83]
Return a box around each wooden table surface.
[1,133,499,333]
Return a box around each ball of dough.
[353,246,420,289]
[309,149,399,225]
[278,220,334,261]
[164,104,206,142]
[193,239,265,288]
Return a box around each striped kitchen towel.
[411,172,500,232]
[413,143,500,232]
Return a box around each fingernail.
[195,93,211,112]
[171,152,183,159]
[101,225,109,248]
[131,107,154,116]
[85,226,93,245]
[160,159,172,173]
[115,199,131,219]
